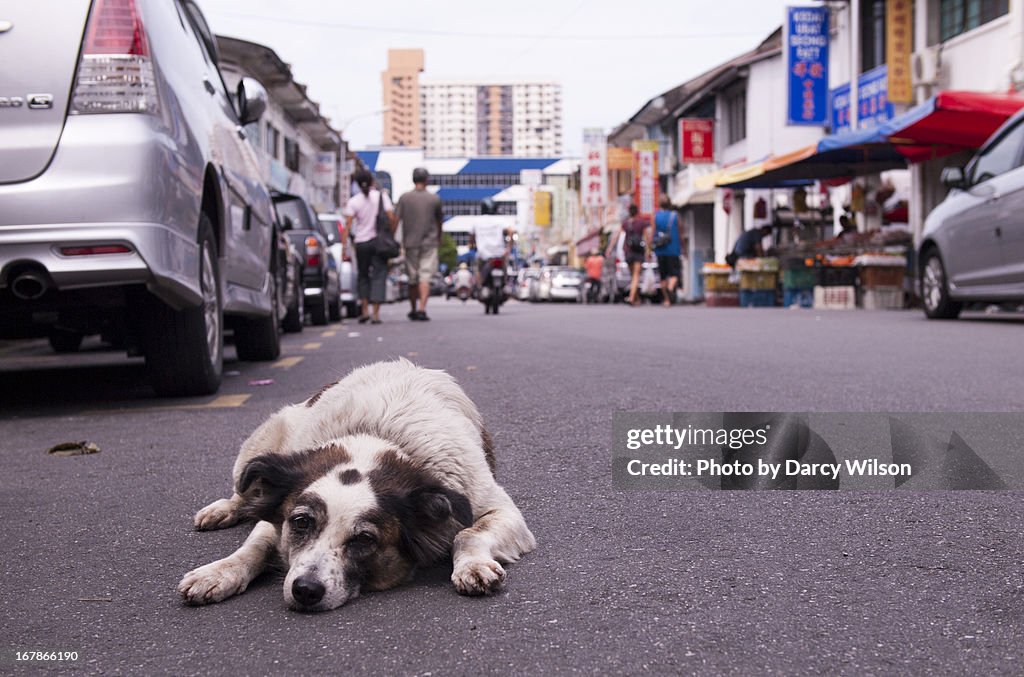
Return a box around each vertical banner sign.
[830,65,894,133]
[886,0,913,104]
[679,118,715,164]
[521,169,543,229]
[786,6,829,126]
[581,128,608,207]
[632,140,659,218]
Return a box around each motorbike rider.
[453,262,475,299]
[469,220,511,300]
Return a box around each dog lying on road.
[178,359,536,611]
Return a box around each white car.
[318,213,360,318]
[536,266,584,302]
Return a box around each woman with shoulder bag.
[605,204,651,306]
[345,169,396,324]
[652,195,682,307]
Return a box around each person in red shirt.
[583,249,604,303]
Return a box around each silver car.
[920,107,1024,319]
[0,0,279,395]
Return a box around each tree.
[438,233,458,272]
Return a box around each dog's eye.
[348,531,377,548]
[289,514,313,532]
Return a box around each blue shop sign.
[786,5,830,126]
[830,64,895,133]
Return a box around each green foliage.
[439,233,458,272]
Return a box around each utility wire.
[205,10,761,40]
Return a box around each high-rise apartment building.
[381,49,424,147]
[419,79,562,158]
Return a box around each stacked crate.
[813,260,857,310]
[702,263,739,307]
[737,258,778,307]
[781,257,815,308]
[855,254,907,310]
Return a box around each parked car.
[275,231,304,333]
[318,213,360,318]
[919,107,1024,319]
[516,268,542,301]
[273,192,341,325]
[0,0,280,396]
[536,266,584,302]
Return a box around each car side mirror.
[237,77,268,125]
[940,166,967,190]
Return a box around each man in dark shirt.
[732,224,773,260]
[396,168,444,321]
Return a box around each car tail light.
[70,0,159,115]
[59,244,133,256]
[305,236,321,267]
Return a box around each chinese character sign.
[632,140,659,218]
[830,65,895,133]
[787,6,829,126]
[581,128,607,208]
[679,118,714,164]
[886,0,912,104]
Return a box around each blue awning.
[457,158,559,174]
[436,187,505,202]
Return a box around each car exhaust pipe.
[10,271,49,300]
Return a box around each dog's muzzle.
[291,576,326,609]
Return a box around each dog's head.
[237,437,472,612]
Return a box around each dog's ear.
[236,454,304,524]
[398,486,473,565]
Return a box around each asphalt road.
[2,300,1023,675]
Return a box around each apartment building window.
[265,123,280,159]
[860,0,886,72]
[723,86,746,146]
[283,137,300,172]
[939,0,1008,42]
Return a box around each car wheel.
[328,293,342,322]
[282,285,304,333]
[309,296,328,326]
[235,274,281,362]
[144,214,222,396]
[48,328,84,353]
[921,249,962,320]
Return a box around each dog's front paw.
[452,559,506,596]
[194,498,239,531]
[178,561,249,605]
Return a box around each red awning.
[887,90,1024,160]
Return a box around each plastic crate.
[740,289,776,307]
[740,271,777,290]
[859,286,905,310]
[703,272,739,292]
[782,268,816,289]
[859,266,905,288]
[783,288,813,308]
[705,291,740,307]
[815,266,858,287]
[813,285,856,310]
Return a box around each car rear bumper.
[0,115,204,308]
[549,287,580,300]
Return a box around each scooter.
[478,257,508,315]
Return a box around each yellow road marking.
[272,356,304,369]
[321,331,337,337]
[302,342,323,350]
[203,394,251,408]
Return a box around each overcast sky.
[202,0,796,156]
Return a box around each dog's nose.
[292,577,326,607]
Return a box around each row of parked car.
[0,0,353,396]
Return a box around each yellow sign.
[887,0,913,104]
[534,190,551,226]
[607,147,634,170]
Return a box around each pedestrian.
[606,204,650,306]
[728,224,772,264]
[396,167,443,321]
[583,248,604,303]
[345,168,395,324]
[652,195,681,307]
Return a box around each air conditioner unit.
[912,48,948,89]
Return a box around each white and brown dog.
[178,359,536,611]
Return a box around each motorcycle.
[453,268,474,303]
[478,257,508,315]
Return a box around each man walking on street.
[396,167,443,321]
